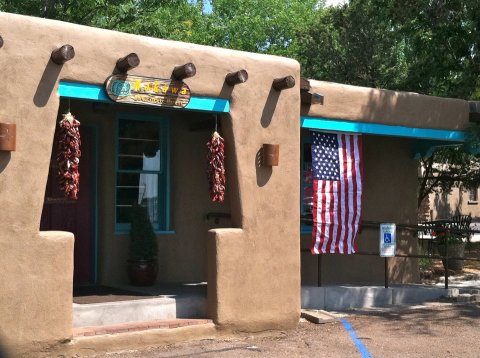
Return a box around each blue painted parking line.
[341,319,373,358]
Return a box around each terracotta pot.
[436,243,466,271]
[127,259,158,286]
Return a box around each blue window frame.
[301,131,313,234]
[115,113,170,232]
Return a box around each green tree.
[297,0,408,89]
[0,0,206,42]
[206,0,323,57]
[393,0,480,98]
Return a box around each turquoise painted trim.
[165,120,171,231]
[59,81,230,113]
[91,125,99,284]
[185,96,229,112]
[301,116,466,141]
[301,225,312,235]
[59,82,111,102]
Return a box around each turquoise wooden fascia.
[58,81,230,113]
[301,116,466,142]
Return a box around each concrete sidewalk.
[301,284,471,311]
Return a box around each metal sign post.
[380,223,396,288]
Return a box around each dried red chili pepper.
[57,112,81,200]
[206,131,226,202]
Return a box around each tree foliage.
[297,1,408,89]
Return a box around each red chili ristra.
[57,112,81,200]
[206,131,226,202]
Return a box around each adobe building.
[0,12,471,356]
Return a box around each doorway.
[40,125,97,284]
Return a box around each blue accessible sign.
[379,223,396,257]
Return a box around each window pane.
[118,119,161,171]
[303,186,313,214]
[116,172,159,227]
[469,188,478,202]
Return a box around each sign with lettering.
[379,223,396,257]
[104,75,191,108]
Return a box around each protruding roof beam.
[225,70,248,86]
[172,63,196,80]
[272,76,295,91]
[116,53,140,73]
[51,44,75,65]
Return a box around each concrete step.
[73,318,212,337]
[73,294,207,328]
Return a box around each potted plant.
[127,203,158,286]
[432,230,467,271]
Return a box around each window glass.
[116,117,167,231]
[469,188,478,202]
[302,139,313,219]
[118,119,161,171]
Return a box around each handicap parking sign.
[384,233,392,243]
[379,223,396,257]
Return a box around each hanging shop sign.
[379,223,396,257]
[104,75,191,108]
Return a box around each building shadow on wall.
[0,152,11,173]
[33,59,62,107]
[260,87,280,128]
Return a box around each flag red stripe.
[342,134,350,254]
[325,180,334,252]
[320,180,327,253]
[336,134,345,253]
[311,180,319,254]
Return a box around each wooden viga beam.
[172,63,196,80]
[300,77,311,92]
[272,76,295,91]
[116,53,140,73]
[225,70,248,86]
[0,36,4,49]
[51,44,75,65]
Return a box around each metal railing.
[301,218,480,289]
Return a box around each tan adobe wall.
[428,188,480,221]
[301,135,420,284]
[0,13,300,353]
[303,80,470,131]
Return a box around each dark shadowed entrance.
[40,125,97,284]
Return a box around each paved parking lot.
[97,302,480,358]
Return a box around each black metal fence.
[301,218,480,289]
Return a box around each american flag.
[310,131,363,254]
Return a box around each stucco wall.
[428,188,480,221]
[0,12,300,352]
[301,135,420,285]
[303,80,470,131]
